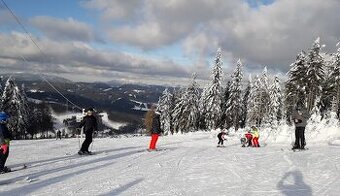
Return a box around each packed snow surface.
[1,130,340,195]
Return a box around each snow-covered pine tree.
[220,81,231,128]
[180,73,200,132]
[305,37,325,113]
[19,84,30,138]
[269,76,283,126]
[224,59,243,130]
[259,67,271,125]
[158,88,174,135]
[328,45,340,117]
[240,79,251,128]
[172,88,186,133]
[201,48,223,130]
[285,51,307,121]
[1,77,27,139]
[247,75,262,126]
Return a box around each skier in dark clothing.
[78,108,97,155]
[217,130,227,147]
[0,112,12,173]
[145,105,163,151]
[56,130,62,140]
[292,107,308,150]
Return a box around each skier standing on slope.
[56,130,62,140]
[217,130,227,147]
[0,112,12,173]
[292,107,308,150]
[78,108,97,155]
[145,105,163,151]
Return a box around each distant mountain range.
[0,73,168,127]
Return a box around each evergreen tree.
[19,84,30,138]
[1,78,28,139]
[305,37,325,112]
[240,79,251,128]
[247,75,262,126]
[172,88,186,133]
[201,48,223,129]
[29,102,54,138]
[224,59,243,130]
[269,76,283,125]
[181,73,200,132]
[328,45,340,117]
[158,88,174,135]
[285,51,307,121]
[171,74,200,133]
[259,67,271,124]
[220,81,231,128]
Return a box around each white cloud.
[29,16,103,42]
[0,32,191,84]
[85,0,340,74]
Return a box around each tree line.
[0,77,53,139]
[158,38,340,135]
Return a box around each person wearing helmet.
[0,112,12,173]
[78,108,97,155]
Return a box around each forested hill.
[0,73,166,128]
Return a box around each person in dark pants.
[78,108,97,155]
[292,107,308,150]
[56,130,62,140]
[217,130,227,147]
[0,112,12,173]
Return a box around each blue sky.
[0,0,339,85]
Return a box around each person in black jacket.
[217,130,227,147]
[78,108,97,155]
[0,112,12,173]
[145,105,162,151]
[292,107,308,150]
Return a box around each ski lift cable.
[1,0,82,111]
[20,56,82,111]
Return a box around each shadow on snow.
[277,170,312,196]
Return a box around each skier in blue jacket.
[0,112,12,173]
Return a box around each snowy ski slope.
[1,132,340,195]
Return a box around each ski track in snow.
[0,134,340,195]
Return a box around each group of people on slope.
[0,105,310,173]
[143,104,309,151]
[239,126,260,148]
[222,106,308,149]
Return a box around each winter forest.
[0,77,53,139]
[158,37,340,135]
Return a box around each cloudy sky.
[0,0,339,86]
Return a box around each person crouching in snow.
[241,130,253,147]
[0,112,12,173]
[250,126,260,147]
[145,105,163,151]
[217,130,227,147]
